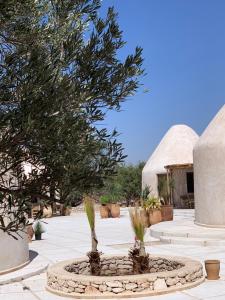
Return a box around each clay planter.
[26,225,34,242]
[161,205,173,222]
[62,206,72,216]
[140,209,150,227]
[99,205,109,218]
[205,260,220,280]
[42,205,53,218]
[149,209,162,225]
[110,203,120,218]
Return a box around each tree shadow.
[29,250,38,262]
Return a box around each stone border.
[195,221,225,228]
[46,255,204,299]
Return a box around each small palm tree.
[129,207,149,274]
[84,195,101,275]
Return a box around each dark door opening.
[186,172,194,194]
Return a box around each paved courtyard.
[1,209,225,299]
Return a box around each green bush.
[100,195,111,205]
[100,193,121,204]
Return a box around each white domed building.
[142,125,199,208]
[194,105,225,227]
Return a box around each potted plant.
[42,204,53,218]
[109,194,120,218]
[140,186,151,228]
[145,196,162,225]
[26,224,34,242]
[99,195,110,218]
[84,196,101,275]
[33,220,46,240]
[158,177,174,221]
[61,201,72,216]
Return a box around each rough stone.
[176,282,183,287]
[125,283,138,290]
[106,281,123,288]
[99,285,107,292]
[75,287,85,293]
[62,287,69,293]
[85,286,101,294]
[166,277,179,286]
[179,278,186,284]
[67,280,78,288]
[78,284,86,289]
[91,283,100,288]
[150,268,157,273]
[154,279,167,290]
[112,287,125,294]
[67,287,74,293]
[141,282,150,289]
[109,264,117,270]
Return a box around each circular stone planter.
[46,255,204,299]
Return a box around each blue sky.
[100,0,225,164]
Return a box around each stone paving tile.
[131,292,200,300]
[22,274,46,292]
[4,209,225,300]
[35,290,73,299]
[183,280,225,299]
[206,295,225,300]
[0,293,37,300]
[0,282,28,293]
[36,290,199,300]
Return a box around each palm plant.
[84,195,101,275]
[144,196,161,210]
[129,207,149,274]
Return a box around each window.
[186,172,194,194]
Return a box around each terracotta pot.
[27,225,34,243]
[149,209,162,225]
[161,205,173,221]
[106,203,112,217]
[100,205,109,218]
[140,209,150,227]
[110,203,120,218]
[62,206,72,216]
[42,205,53,218]
[205,260,220,280]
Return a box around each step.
[150,226,225,240]
[159,235,225,247]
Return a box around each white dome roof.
[195,104,225,149]
[142,124,199,194]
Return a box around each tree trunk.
[91,229,98,252]
[139,241,146,257]
[88,229,101,276]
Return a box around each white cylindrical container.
[0,230,29,274]
[194,104,225,227]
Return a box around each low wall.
[47,255,204,299]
